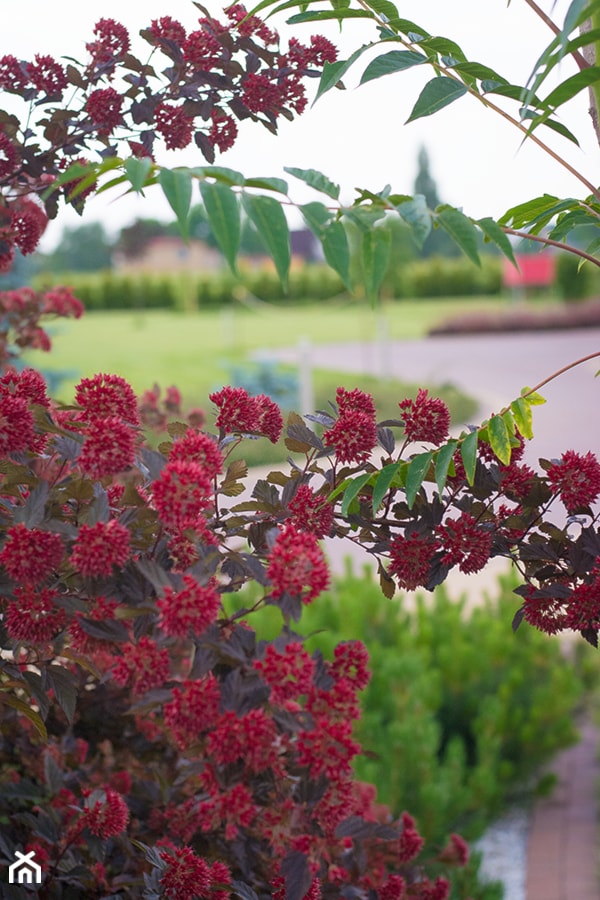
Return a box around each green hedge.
[229,566,592,848]
[32,255,504,310]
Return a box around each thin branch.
[523,0,589,71]
[503,226,600,267]
[521,352,600,400]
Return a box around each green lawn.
[27,297,508,465]
[35,296,509,404]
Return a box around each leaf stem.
[520,351,600,399]
[522,0,589,71]
[503,226,600,267]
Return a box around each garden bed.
[428,297,600,335]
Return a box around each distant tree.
[43,222,113,272]
[413,146,459,259]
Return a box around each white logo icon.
[8,850,42,885]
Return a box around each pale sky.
[4,0,598,247]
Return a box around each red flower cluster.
[207,708,282,775]
[158,844,212,900]
[86,18,130,66]
[389,532,438,591]
[0,524,63,585]
[242,73,283,114]
[151,459,213,532]
[149,17,187,46]
[10,199,48,255]
[288,483,333,538]
[0,55,28,92]
[112,636,170,695]
[209,386,283,443]
[399,388,450,445]
[183,29,223,68]
[85,87,123,134]
[163,675,221,749]
[78,416,137,479]
[436,513,492,575]
[547,449,600,512]
[267,523,330,603]
[27,54,67,95]
[0,133,18,179]
[4,586,66,644]
[75,373,139,425]
[254,642,316,705]
[226,4,277,43]
[157,575,221,638]
[209,112,238,152]
[521,586,569,635]
[70,520,130,578]
[566,574,600,632]
[155,103,194,151]
[84,787,129,838]
[169,428,223,478]
[323,387,378,464]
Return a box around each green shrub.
[228,566,588,847]
[395,255,503,299]
[555,251,597,300]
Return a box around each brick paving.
[526,720,599,900]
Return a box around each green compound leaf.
[285,166,340,200]
[360,50,426,85]
[406,76,468,122]
[242,192,290,289]
[191,165,245,185]
[406,451,434,509]
[394,195,432,247]
[372,462,402,514]
[437,207,480,266]
[510,397,533,441]
[477,217,517,266]
[124,156,153,194]
[461,430,478,485]
[243,176,288,194]
[322,221,352,291]
[488,414,511,465]
[158,168,192,239]
[341,471,373,517]
[435,440,458,494]
[200,181,240,274]
[362,227,392,305]
[314,44,376,103]
[300,201,332,232]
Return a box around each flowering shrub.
[0,286,598,896]
[0,3,337,270]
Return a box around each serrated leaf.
[322,221,352,290]
[405,451,433,509]
[435,440,458,494]
[437,207,480,265]
[200,181,240,273]
[499,193,561,228]
[477,217,517,265]
[488,414,511,465]
[372,462,401,514]
[341,472,373,516]
[394,194,432,247]
[461,430,478,485]
[0,693,47,740]
[510,397,533,440]
[362,227,391,304]
[124,156,152,194]
[284,167,339,200]
[360,50,426,85]
[242,192,290,288]
[406,77,468,122]
[158,168,192,239]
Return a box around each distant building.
[113,236,223,274]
